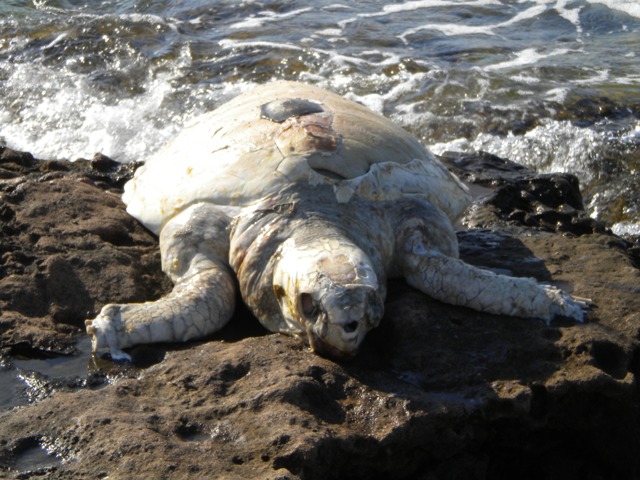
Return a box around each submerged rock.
[0,148,639,479]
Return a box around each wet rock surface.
[1,148,639,479]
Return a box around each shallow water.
[0,0,638,236]
[12,336,94,381]
[0,336,95,411]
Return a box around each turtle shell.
[123,81,469,234]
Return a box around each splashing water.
[0,0,639,236]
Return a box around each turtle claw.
[85,305,132,362]
[542,285,591,324]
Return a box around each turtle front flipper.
[402,249,589,323]
[86,203,236,361]
[86,265,235,361]
[391,198,589,323]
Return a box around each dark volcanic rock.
[440,150,533,185]
[1,148,639,479]
[441,151,609,235]
[0,147,170,356]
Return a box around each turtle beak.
[306,323,358,360]
[303,284,383,360]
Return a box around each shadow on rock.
[0,149,639,480]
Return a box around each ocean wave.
[0,0,638,233]
[431,118,640,234]
[228,7,313,30]
[0,51,198,162]
[587,0,640,19]
[612,221,640,238]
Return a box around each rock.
[441,151,610,236]
[0,148,170,356]
[1,149,639,479]
[440,150,533,185]
[0,147,36,169]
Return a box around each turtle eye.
[299,293,319,321]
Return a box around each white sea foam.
[41,32,68,50]
[399,3,549,41]
[363,0,502,17]
[510,73,541,85]
[228,7,313,30]
[612,221,640,238]
[322,4,354,12]
[586,0,640,19]
[0,45,201,162]
[314,68,434,117]
[218,38,305,52]
[120,13,179,29]
[559,3,583,32]
[545,87,571,102]
[430,120,606,183]
[485,48,572,71]
[314,28,342,37]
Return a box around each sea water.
[0,0,639,237]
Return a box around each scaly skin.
[394,197,589,323]
[86,185,588,361]
[85,82,590,361]
[86,203,236,361]
[403,251,589,323]
[86,262,235,361]
[229,187,390,358]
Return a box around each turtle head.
[273,239,384,359]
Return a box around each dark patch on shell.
[274,108,339,159]
[298,119,339,152]
[260,98,325,123]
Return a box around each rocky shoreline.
[1,146,639,479]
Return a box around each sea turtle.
[86,81,588,361]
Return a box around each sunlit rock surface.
[1,148,639,479]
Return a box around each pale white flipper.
[338,158,471,221]
[402,245,588,324]
[86,203,236,360]
[389,197,589,324]
[86,267,235,361]
[87,81,590,360]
